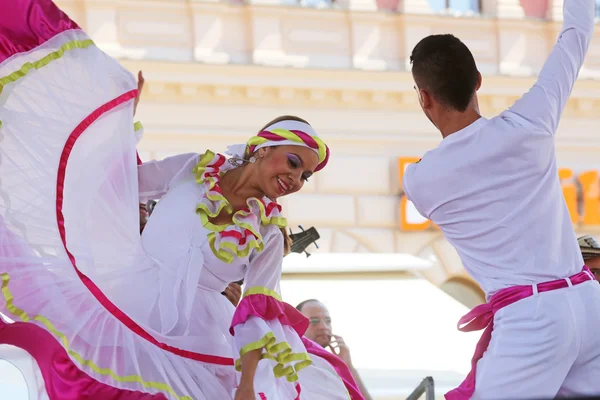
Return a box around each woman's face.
[256,145,319,199]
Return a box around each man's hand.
[134,71,145,116]
[329,334,352,367]
[224,282,242,306]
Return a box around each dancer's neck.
[220,166,265,211]
[437,108,482,139]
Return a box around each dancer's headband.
[226,120,330,172]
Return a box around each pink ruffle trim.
[0,319,166,399]
[230,294,309,336]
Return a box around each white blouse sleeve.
[138,153,199,203]
[230,229,313,387]
[506,0,595,136]
[243,230,285,296]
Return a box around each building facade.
[55,0,600,308]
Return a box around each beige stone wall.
[56,0,600,308]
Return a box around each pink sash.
[445,266,595,400]
[301,337,365,400]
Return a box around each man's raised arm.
[508,0,595,135]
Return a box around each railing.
[406,376,435,400]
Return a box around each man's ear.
[420,89,433,109]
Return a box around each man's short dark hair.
[296,299,320,312]
[410,34,479,112]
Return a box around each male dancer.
[403,1,599,398]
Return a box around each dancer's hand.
[329,334,352,366]
[139,203,149,233]
[234,384,255,400]
[134,71,145,116]
[224,282,242,306]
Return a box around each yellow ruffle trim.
[0,273,192,400]
[242,286,282,302]
[235,332,312,383]
[193,150,287,264]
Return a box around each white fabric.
[472,281,600,399]
[404,0,596,298]
[225,143,248,159]
[264,120,319,138]
[255,119,321,157]
[134,123,144,144]
[234,317,349,400]
[227,119,321,160]
[230,218,349,399]
[0,29,348,400]
[0,30,235,399]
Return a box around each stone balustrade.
[56,0,600,79]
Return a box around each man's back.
[405,3,600,398]
[404,114,582,297]
[404,0,595,298]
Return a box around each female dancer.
[0,1,362,399]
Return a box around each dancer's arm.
[138,153,200,202]
[507,0,595,135]
[231,229,309,389]
[236,349,261,399]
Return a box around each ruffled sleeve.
[137,152,200,203]
[230,229,312,385]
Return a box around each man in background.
[296,299,373,400]
[579,235,600,281]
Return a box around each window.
[300,0,334,8]
[428,0,481,14]
[596,0,600,18]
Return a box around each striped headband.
[246,120,330,172]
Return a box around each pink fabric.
[256,130,319,150]
[55,89,233,366]
[0,319,166,399]
[301,337,364,400]
[445,266,595,400]
[249,130,330,172]
[230,294,309,336]
[0,0,79,64]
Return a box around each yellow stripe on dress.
[0,39,95,96]
[0,273,192,400]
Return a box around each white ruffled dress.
[0,1,355,399]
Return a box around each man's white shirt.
[404,0,596,298]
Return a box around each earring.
[227,156,256,167]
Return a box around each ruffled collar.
[192,150,287,264]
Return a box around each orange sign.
[398,157,600,232]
